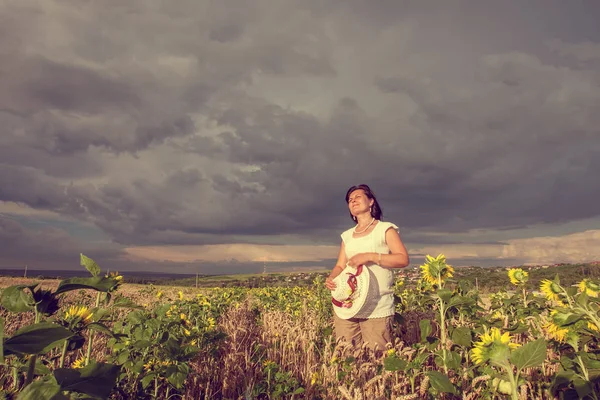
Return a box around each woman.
[325,184,409,351]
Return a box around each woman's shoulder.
[377,220,399,232]
[340,226,355,241]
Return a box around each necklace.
[354,218,375,234]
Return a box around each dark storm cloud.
[1,0,599,269]
[0,216,123,270]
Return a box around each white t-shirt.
[338,221,398,319]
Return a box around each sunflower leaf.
[426,371,457,394]
[80,253,101,277]
[510,338,546,370]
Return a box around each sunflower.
[143,360,155,371]
[507,268,528,286]
[207,317,216,329]
[178,291,184,300]
[543,320,569,342]
[491,311,504,321]
[540,279,562,302]
[578,279,599,297]
[64,305,93,324]
[416,278,435,292]
[394,277,405,289]
[471,327,519,366]
[420,254,454,285]
[311,372,319,385]
[107,271,123,281]
[588,322,599,332]
[72,357,86,369]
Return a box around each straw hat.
[331,265,378,319]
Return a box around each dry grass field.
[1,266,599,399]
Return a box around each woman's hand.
[327,243,347,291]
[347,252,374,268]
[325,276,337,290]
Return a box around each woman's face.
[347,189,373,217]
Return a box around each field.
[0,255,599,399]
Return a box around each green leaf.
[132,360,145,374]
[80,253,101,277]
[112,295,144,309]
[5,323,73,355]
[563,314,583,326]
[552,370,575,390]
[141,373,156,389]
[54,362,121,399]
[434,351,461,371]
[576,292,589,307]
[448,295,473,308]
[573,377,593,399]
[559,355,575,370]
[165,363,189,389]
[34,358,51,375]
[133,340,152,350]
[420,319,432,343]
[447,351,462,370]
[578,351,600,369]
[17,377,62,400]
[437,289,453,303]
[0,285,35,312]
[87,322,115,337]
[383,355,408,371]
[451,326,471,347]
[116,351,129,364]
[510,338,547,370]
[565,286,578,298]
[55,277,118,295]
[426,371,457,394]
[126,311,146,325]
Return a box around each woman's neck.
[355,214,374,226]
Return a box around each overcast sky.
[1,0,599,275]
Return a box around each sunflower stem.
[85,291,101,366]
[503,364,519,400]
[438,296,448,375]
[560,287,574,307]
[59,339,69,368]
[12,366,19,390]
[575,355,598,400]
[25,309,41,385]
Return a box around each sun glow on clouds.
[0,201,62,218]
[502,230,600,265]
[124,244,339,263]
[414,230,600,265]
[123,230,600,266]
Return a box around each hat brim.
[332,266,376,319]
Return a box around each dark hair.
[345,184,383,222]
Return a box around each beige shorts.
[334,314,393,352]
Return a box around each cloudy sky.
[1,0,599,275]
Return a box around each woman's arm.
[346,228,409,269]
[325,242,347,290]
[380,227,409,268]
